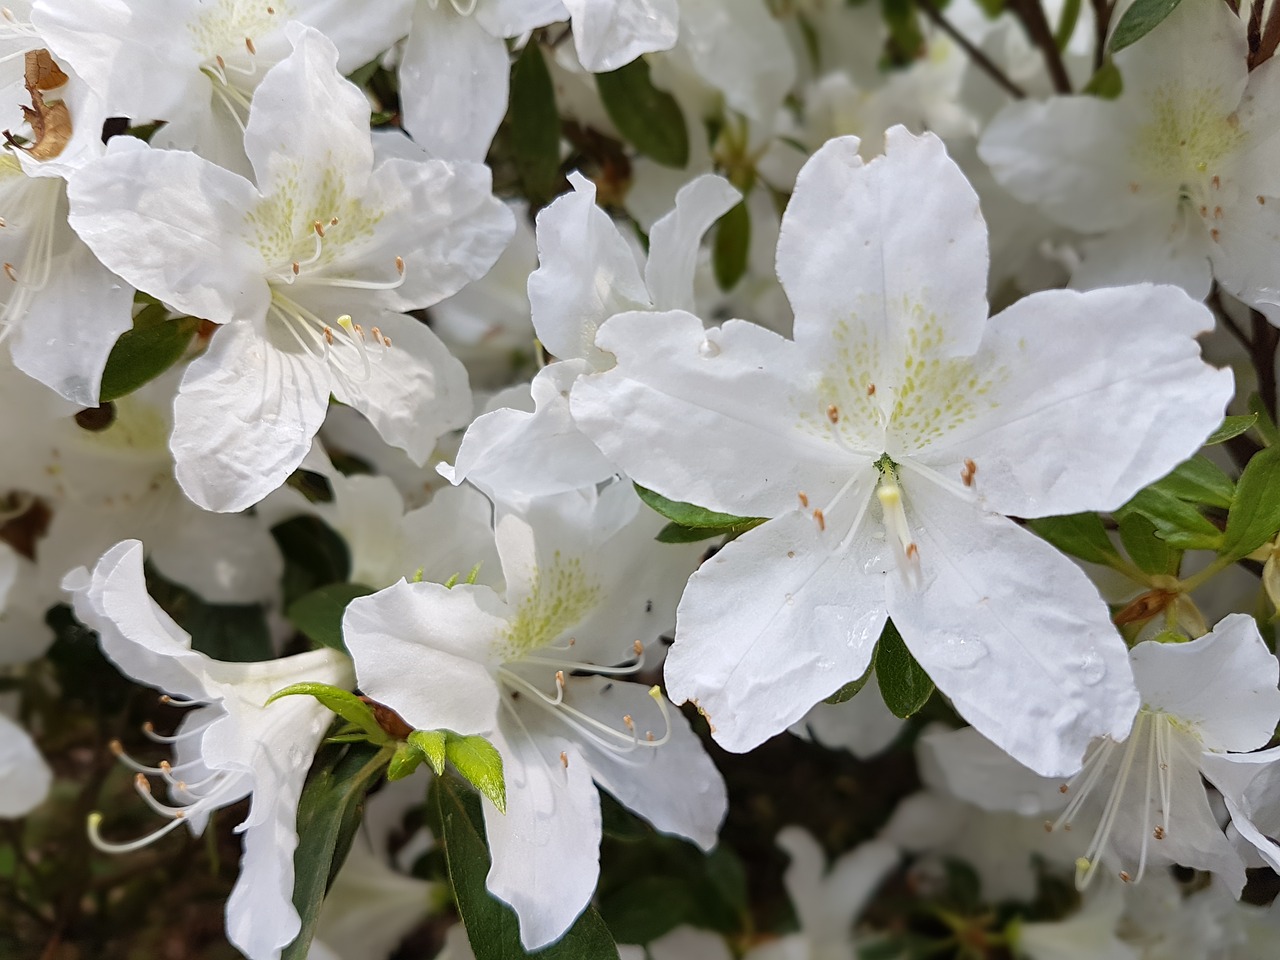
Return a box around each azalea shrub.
[4,0,1280,959]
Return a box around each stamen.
[559,750,568,769]
[244,36,256,55]
[798,491,809,508]
[877,479,919,578]
[960,458,977,487]
[826,404,839,424]
[867,383,876,396]
[88,811,187,855]
[4,262,16,282]
[813,508,825,531]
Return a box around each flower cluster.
[1,1,1280,959]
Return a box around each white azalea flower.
[788,684,904,761]
[65,539,354,960]
[32,0,414,174]
[442,170,738,499]
[978,0,1280,313]
[66,25,513,513]
[0,709,52,818]
[344,482,725,949]
[571,127,1234,776]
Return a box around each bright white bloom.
[345,483,725,949]
[979,1,1280,313]
[572,127,1232,775]
[0,710,52,818]
[400,0,678,161]
[743,827,897,960]
[788,684,903,761]
[32,0,414,174]
[67,26,513,512]
[65,539,354,960]
[442,171,738,499]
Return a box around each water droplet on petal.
[933,636,988,669]
[1077,651,1106,686]
[698,337,720,358]
[862,554,886,574]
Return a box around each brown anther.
[905,542,919,560]
[142,721,155,734]
[354,323,365,339]
[633,639,644,656]
[555,669,565,688]
[813,508,825,532]
[4,262,16,282]
[1199,205,1209,217]
[1043,820,1053,832]
[329,217,338,225]
[1128,182,1140,193]
[1211,228,1221,242]
[826,403,839,424]
[159,760,172,773]
[559,751,569,769]
[134,773,151,792]
[797,491,809,508]
[322,326,334,345]
[787,550,795,558]
[216,54,226,70]
[1259,196,1267,205]
[1114,589,1177,626]
[0,217,7,227]
[109,739,124,756]
[867,383,876,396]
[395,255,405,275]
[1059,783,1069,794]
[245,36,257,55]
[623,715,635,730]
[1212,175,1221,189]
[960,457,977,487]
[267,5,275,13]
[371,326,382,343]
[313,219,325,238]
[1213,206,1223,219]
[291,261,300,275]
[1119,871,1132,883]
[1153,825,1165,840]
[382,335,392,347]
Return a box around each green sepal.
[266,682,390,746]
[386,740,426,782]
[446,734,507,815]
[410,729,448,776]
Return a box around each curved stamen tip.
[395,255,404,275]
[244,36,256,56]
[108,739,124,756]
[87,808,187,855]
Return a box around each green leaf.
[409,729,448,775]
[1221,447,1280,562]
[146,566,274,661]
[597,57,688,168]
[509,42,561,204]
[712,200,750,292]
[634,484,767,533]
[436,777,620,960]
[285,582,375,653]
[880,0,925,65]
[445,734,507,815]
[1148,455,1235,510]
[1027,513,1123,567]
[282,742,390,960]
[875,619,933,718]
[387,740,425,781]
[272,516,351,606]
[1053,0,1081,50]
[1110,0,1183,53]
[99,307,198,402]
[823,662,872,705]
[1082,60,1123,99]
[1116,487,1223,550]
[1205,414,1258,446]
[1117,512,1177,575]
[267,682,389,745]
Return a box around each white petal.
[926,284,1232,517]
[172,321,331,513]
[0,712,51,818]
[572,309,852,518]
[565,676,726,849]
[1067,206,1213,299]
[344,580,504,736]
[778,128,990,360]
[790,684,904,761]
[665,507,887,754]
[1201,746,1280,874]
[1114,0,1247,111]
[449,360,615,499]
[482,721,602,950]
[399,5,510,162]
[644,174,739,314]
[916,725,1066,816]
[66,145,267,324]
[564,0,679,72]
[474,0,567,37]
[888,483,1137,777]
[1132,614,1280,753]
[149,509,284,605]
[527,172,648,366]
[676,0,795,125]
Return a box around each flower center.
[0,171,61,339]
[1133,86,1246,187]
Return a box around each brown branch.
[1254,0,1280,67]
[1009,0,1074,93]
[1089,0,1112,72]
[1252,308,1279,420]
[917,0,1027,99]
[1248,0,1266,62]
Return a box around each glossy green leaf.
[409,729,448,775]
[1205,414,1257,446]
[1117,512,1177,575]
[266,682,389,745]
[285,582,375,653]
[1222,448,1280,561]
[1110,0,1183,53]
[1148,455,1234,510]
[436,777,620,960]
[99,306,198,402]
[282,742,390,960]
[712,200,750,292]
[387,740,425,781]
[1027,512,1123,567]
[445,734,507,815]
[875,619,933,718]
[597,58,688,168]
[1117,487,1223,550]
[634,484,767,534]
[823,662,872,705]
[510,41,561,204]
[1247,395,1280,446]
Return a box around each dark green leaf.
[1082,60,1123,99]
[272,516,351,606]
[597,58,688,168]
[1117,487,1223,550]
[1110,0,1184,53]
[634,484,767,533]
[409,729,448,775]
[1027,513,1122,567]
[1205,414,1257,445]
[446,734,507,814]
[875,619,933,718]
[1148,455,1234,510]
[1222,447,1280,561]
[510,42,562,204]
[823,662,873,705]
[1117,512,1177,575]
[285,582,375,653]
[881,0,925,65]
[282,742,390,960]
[437,778,620,960]
[712,200,750,292]
[147,567,275,661]
[99,307,198,402]
[266,682,389,744]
